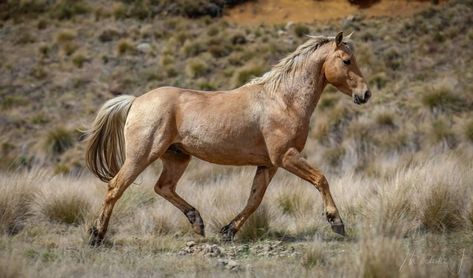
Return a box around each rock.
[217,258,227,268]
[227,259,240,271]
[186,241,196,248]
[137,43,152,53]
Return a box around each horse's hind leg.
[220,166,277,241]
[89,158,148,246]
[154,150,205,236]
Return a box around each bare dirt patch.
[224,0,446,24]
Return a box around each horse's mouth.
[353,95,368,105]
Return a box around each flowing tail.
[85,95,135,182]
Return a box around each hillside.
[1,1,473,277]
[1,0,471,175]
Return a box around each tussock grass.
[0,179,34,235]
[117,39,134,55]
[301,239,325,269]
[38,191,91,225]
[0,256,24,278]
[356,236,404,278]
[464,121,473,143]
[418,183,465,232]
[43,127,74,155]
[185,58,209,78]
[421,86,465,112]
[56,29,77,43]
[238,204,271,241]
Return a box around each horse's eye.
[343,59,351,65]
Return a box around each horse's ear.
[335,32,343,47]
[346,32,353,40]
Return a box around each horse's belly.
[177,133,271,166]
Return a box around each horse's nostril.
[364,90,371,100]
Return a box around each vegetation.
[1,0,473,276]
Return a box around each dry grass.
[1,0,473,276]
[0,151,472,276]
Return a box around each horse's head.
[323,32,371,105]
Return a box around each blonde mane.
[246,35,353,95]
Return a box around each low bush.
[43,127,74,155]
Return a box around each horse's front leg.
[220,166,277,241]
[281,148,345,236]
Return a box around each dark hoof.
[193,223,205,237]
[220,223,237,242]
[331,223,346,236]
[327,213,346,236]
[88,226,104,247]
[185,209,206,237]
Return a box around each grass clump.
[1,96,29,110]
[375,112,396,128]
[43,127,74,155]
[430,119,457,147]
[117,39,135,55]
[421,87,464,112]
[53,0,89,20]
[233,65,265,87]
[277,193,301,215]
[464,121,473,143]
[369,72,388,89]
[358,237,404,278]
[238,205,271,241]
[0,182,34,235]
[418,183,465,232]
[185,58,209,78]
[39,192,91,225]
[72,53,87,68]
[293,24,310,38]
[323,146,346,167]
[301,240,325,269]
[56,29,77,43]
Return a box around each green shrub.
[464,121,473,143]
[375,112,396,128]
[199,82,216,91]
[182,40,205,57]
[277,193,301,215]
[318,95,338,110]
[38,44,49,58]
[430,119,456,147]
[31,113,49,125]
[53,0,89,20]
[369,72,388,89]
[56,29,77,43]
[421,87,464,112]
[384,47,402,70]
[233,65,265,87]
[185,58,209,78]
[323,146,346,167]
[293,24,310,38]
[44,127,74,155]
[62,42,78,56]
[31,65,48,79]
[1,96,28,110]
[117,39,135,55]
[72,53,87,68]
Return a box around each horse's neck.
[278,56,327,120]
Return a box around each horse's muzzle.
[354,90,371,105]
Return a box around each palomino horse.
[85,32,371,245]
